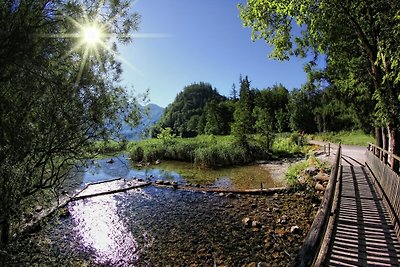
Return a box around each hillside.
[155,82,227,136]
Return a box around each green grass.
[127,135,274,168]
[127,134,310,168]
[308,130,374,146]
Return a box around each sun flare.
[82,25,102,47]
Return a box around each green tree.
[156,82,226,136]
[0,0,140,245]
[231,76,255,136]
[239,0,400,165]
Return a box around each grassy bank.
[308,130,374,146]
[128,134,308,168]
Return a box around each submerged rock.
[106,158,114,164]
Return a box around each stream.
[2,156,317,266]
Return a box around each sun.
[82,25,103,47]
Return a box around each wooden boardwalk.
[324,162,400,266]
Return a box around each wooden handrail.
[292,144,342,267]
[366,144,400,239]
[367,143,400,172]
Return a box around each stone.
[252,220,262,228]
[106,158,114,164]
[315,183,325,191]
[251,203,257,209]
[278,215,289,224]
[155,180,164,185]
[155,159,161,165]
[242,217,252,227]
[225,193,235,198]
[314,173,330,182]
[257,262,268,267]
[219,193,225,197]
[164,181,171,186]
[290,225,300,234]
[305,166,318,176]
[246,262,257,267]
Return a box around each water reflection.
[69,190,152,266]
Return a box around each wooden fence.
[292,144,342,267]
[366,143,400,239]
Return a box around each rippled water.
[76,154,284,190]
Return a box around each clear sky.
[119,0,315,108]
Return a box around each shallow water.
[4,187,316,266]
[77,155,284,190]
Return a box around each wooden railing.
[366,143,400,238]
[292,144,342,267]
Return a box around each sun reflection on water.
[69,190,151,265]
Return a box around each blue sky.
[119,0,316,107]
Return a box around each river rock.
[278,215,289,224]
[164,181,171,186]
[290,225,300,234]
[257,262,268,267]
[242,217,252,227]
[314,173,330,182]
[252,220,262,228]
[225,193,235,198]
[251,203,257,209]
[155,159,161,165]
[246,262,257,267]
[315,183,325,191]
[155,180,164,185]
[106,158,114,164]
[305,166,318,176]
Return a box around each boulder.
[155,159,161,165]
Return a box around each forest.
[152,78,373,138]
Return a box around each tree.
[230,83,238,101]
[231,76,255,136]
[239,0,400,166]
[0,0,141,245]
[156,82,226,136]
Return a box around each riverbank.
[2,186,320,266]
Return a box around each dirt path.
[308,140,367,167]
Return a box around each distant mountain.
[120,103,164,140]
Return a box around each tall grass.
[127,135,272,168]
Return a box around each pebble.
[242,217,252,227]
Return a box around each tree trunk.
[375,127,382,157]
[387,125,400,172]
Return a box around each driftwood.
[71,181,151,201]
[152,184,289,195]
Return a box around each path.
[309,140,400,266]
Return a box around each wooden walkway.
[324,161,400,266]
